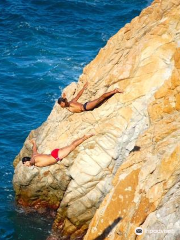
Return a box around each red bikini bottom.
[51,149,61,161]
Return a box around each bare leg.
[85,88,123,111]
[71,134,93,149]
[58,134,94,159]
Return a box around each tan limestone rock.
[13,0,180,239]
[84,2,180,237]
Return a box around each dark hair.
[58,97,66,105]
[22,157,31,164]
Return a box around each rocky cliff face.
[13,0,180,239]
[84,0,180,239]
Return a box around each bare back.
[67,101,84,113]
[32,154,57,167]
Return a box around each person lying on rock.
[58,82,123,113]
[22,134,93,167]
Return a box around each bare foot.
[114,88,123,94]
[84,134,94,140]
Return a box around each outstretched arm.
[30,139,38,155]
[58,134,94,159]
[72,82,88,102]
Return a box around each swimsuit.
[83,102,89,111]
[51,149,61,161]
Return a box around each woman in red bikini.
[22,135,93,167]
[58,82,123,113]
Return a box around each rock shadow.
[93,216,122,240]
[129,145,141,153]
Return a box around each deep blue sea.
[0,0,152,239]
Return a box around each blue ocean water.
[0,0,152,239]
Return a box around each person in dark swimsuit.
[58,82,123,113]
[22,134,93,167]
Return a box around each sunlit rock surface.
[84,0,180,239]
[13,0,180,239]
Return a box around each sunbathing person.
[22,134,93,167]
[58,82,123,113]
